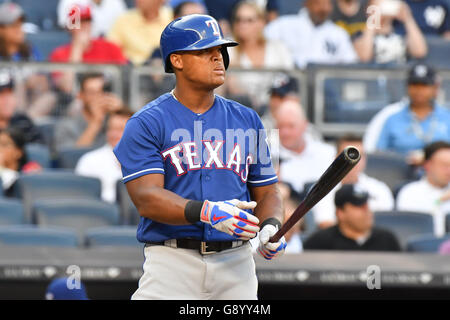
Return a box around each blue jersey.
[376,103,450,155]
[113,92,278,243]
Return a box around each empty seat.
[13,171,102,222]
[0,199,24,225]
[85,226,140,247]
[424,36,450,69]
[0,225,78,247]
[25,143,51,168]
[406,234,450,253]
[26,31,70,60]
[366,152,413,192]
[56,147,96,170]
[116,180,139,225]
[15,0,59,31]
[33,198,120,238]
[374,211,434,249]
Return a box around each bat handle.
[268,227,285,244]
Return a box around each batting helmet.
[160,14,238,73]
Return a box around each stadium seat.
[15,0,59,31]
[33,198,120,238]
[277,0,304,15]
[85,226,140,247]
[25,143,51,168]
[116,180,139,225]
[374,211,434,249]
[365,152,413,192]
[424,36,450,69]
[0,199,24,225]
[56,147,96,170]
[26,31,70,61]
[13,171,102,222]
[446,213,450,234]
[406,234,450,253]
[36,120,57,151]
[0,225,78,247]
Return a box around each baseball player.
[114,14,287,300]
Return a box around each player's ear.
[170,53,183,71]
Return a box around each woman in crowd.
[225,1,294,114]
[0,128,41,195]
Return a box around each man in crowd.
[303,184,401,251]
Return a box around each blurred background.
[0,0,449,300]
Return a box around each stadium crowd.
[0,0,449,264]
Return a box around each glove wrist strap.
[260,217,282,230]
[184,200,203,223]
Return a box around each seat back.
[56,147,96,170]
[366,152,412,192]
[85,226,140,247]
[0,199,24,225]
[0,225,78,247]
[406,234,450,253]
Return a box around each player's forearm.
[251,184,284,226]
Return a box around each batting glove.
[257,222,287,260]
[200,199,260,241]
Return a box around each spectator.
[395,0,450,39]
[353,0,427,64]
[107,0,173,65]
[331,0,370,39]
[0,71,43,144]
[303,184,401,251]
[365,63,450,159]
[226,1,294,113]
[75,108,133,203]
[313,135,395,228]
[45,277,89,300]
[396,141,450,236]
[264,0,358,69]
[54,73,123,151]
[0,128,42,195]
[50,4,127,64]
[275,100,336,196]
[58,0,127,37]
[0,2,41,61]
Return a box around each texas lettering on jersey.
[161,140,254,183]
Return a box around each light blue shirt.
[376,103,450,155]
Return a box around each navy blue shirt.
[114,93,278,243]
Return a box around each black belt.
[146,239,248,255]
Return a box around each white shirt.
[313,173,395,224]
[264,8,358,69]
[396,178,450,237]
[75,144,123,203]
[58,0,127,37]
[279,136,336,193]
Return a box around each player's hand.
[200,199,260,241]
[257,224,287,260]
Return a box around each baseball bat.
[269,146,361,243]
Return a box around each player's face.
[177,46,226,89]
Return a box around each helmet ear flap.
[221,46,230,70]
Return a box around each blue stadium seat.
[26,31,70,61]
[33,198,120,238]
[0,225,78,247]
[277,0,304,15]
[406,234,450,253]
[85,226,140,247]
[424,36,450,69]
[366,152,413,192]
[446,213,450,233]
[116,180,139,225]
[25,143,51,168]
[56,147,96,170]
[374,211,434,249]
[13,171,102,222]
[14,0,59,31]
[0,199,24,225]
[36,121,57,151]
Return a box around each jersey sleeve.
[113,116,165,183]
[247,114,278,187]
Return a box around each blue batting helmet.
[160,14,238,73]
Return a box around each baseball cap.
[269,73,298,97]
[0,70,14,91]
[0,2,25,26]
[407,63,437,85]
[334,184,369,208]
[45,277,89,300]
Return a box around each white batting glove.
[200,199,260,241]
[257,223,287,260]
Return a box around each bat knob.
[344,146,360,162]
